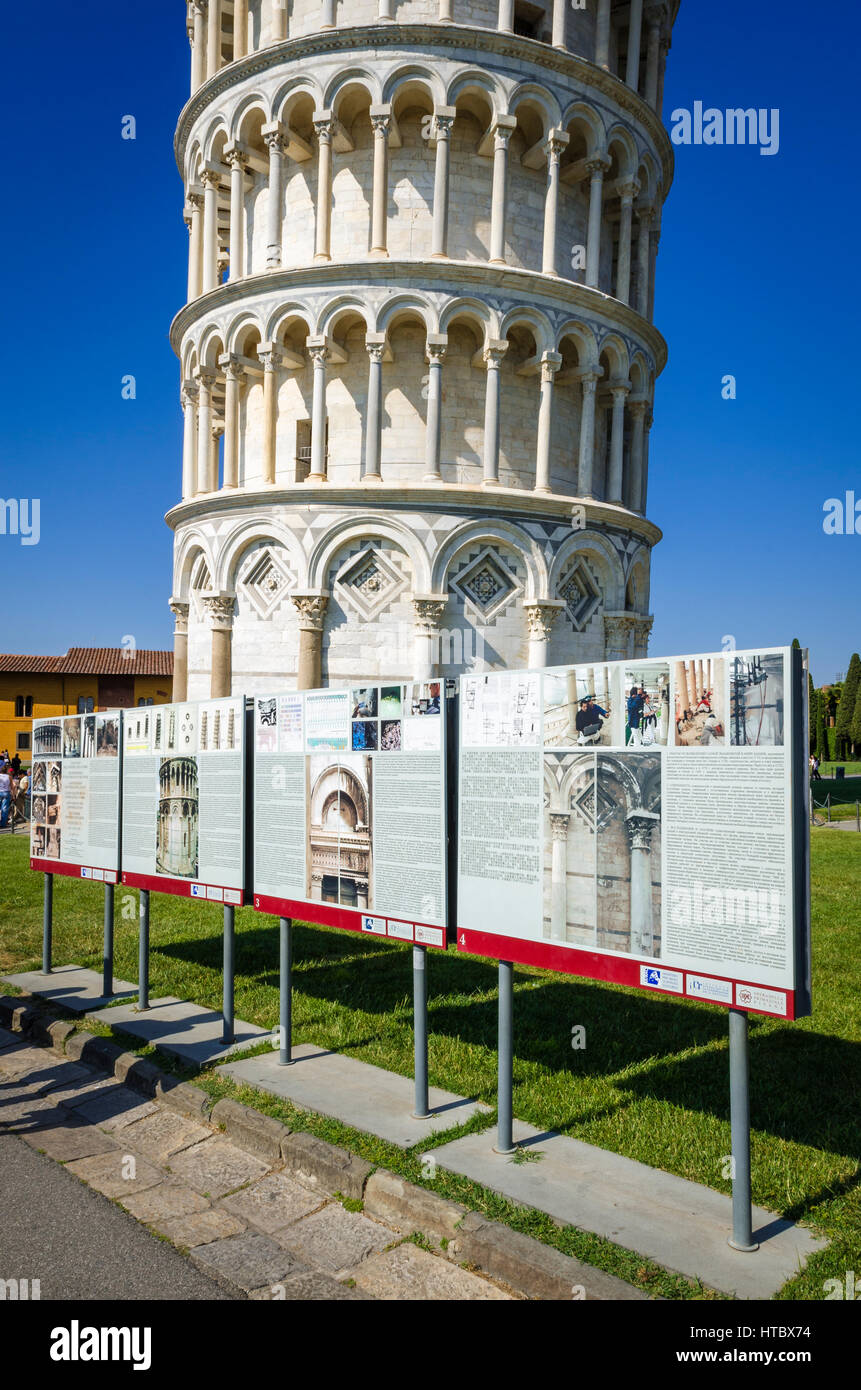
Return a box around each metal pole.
[827,794,831,823]
[279,916,293,1065]
[495,960,515,1154]
[138,890,150,1011]
[856,801,859,832]
[42,874,53,975]
[728,1008,758,1252]
[103,881,115,1000]
[412,945,429,1119]
[222,905,235,1045]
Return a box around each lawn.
[1,829,859,1300]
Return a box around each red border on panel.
[122,870,246,906]
[31,858,118,883]
[456,928,796,1020]
[254,894,447,950]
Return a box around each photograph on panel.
[48,762,62,794]
[46,828,61,860]
[673,656,726,747]
[307,755,373,910]
[407,682,441,715]
[32,795,47,825]
[623,662,671,746]
[543,752,598,946]
[352,687,378,719]
[156,757,199,880]
[167,706,197,754]
[199,702,237,752]
[730,653,785,747]
[256,697,278,753]
[380,685,403,718]
[544,666,614,748]
[96,716,119,757]
[32,825,46,857]
[82,715,96,758]
[34,722,62,756]
[62,716,82,758]
[595,754,662,959]
[31,762,47,793]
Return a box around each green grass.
[1,831,859,1299]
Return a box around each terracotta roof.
[0,648,173,676]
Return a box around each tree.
[835,653,861,760]
[815,690,829,763]
[851,683,861,756]
[808,672,817,755]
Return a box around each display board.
[457,647,811,1019]
[30,711,123,882]
[253,682,448,948]
[121,697,247,903]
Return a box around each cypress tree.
[815,690,829,764]
[851,681,861,759]
[808,672,816,755]
[835,654,861,760]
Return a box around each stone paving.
[0,1026,517,1301]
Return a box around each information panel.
[121,697,247,903]
[253,682,448,948]
[457,647,811,1019]
[30,711,122,882]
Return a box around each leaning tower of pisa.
[168,0,680,699]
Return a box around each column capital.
[369,104,393,137]
[432,106,457,139]
[194,367,217,391]
[632,615,654,655]
[365,331,389,364]
[585,154,611,175]
[201,163,223,188]
[192,0,209,14]
[524,599,565,641]
[544,129,570,161]
[201,592,235,630]
[211,418,225,439]
[636,201,655,224]
[224,143,250,171]
[306,337,330,367]
[261,121,287,154]
[168,598,190,634]
[482,339,508,368]
[610,380,632,401]
[576,367,602,388]
[412,594,449,634]
[290,591,330,631]
[218,352,246,383]
[186,186,204,209]
[540,351,563,383]
[617,179,641,202]
[426,333,448,365]
[549,811,571,841]
[181,378,199,405]
[258,343,282,372]
[625,808,661,853]
[628,396,650,418]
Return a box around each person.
[587,696,608,719]
[812,755,822,781]
[641,692,657,745]
[10,753,21,775]
[12,769,29,825]
[576,699,602,745]
[627,687,644,745]
[0,763,11,829]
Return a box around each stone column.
[370,107,391,257]
[259,345,281,486]
[206,0,221,79]
[313,117,334,263]
[542,131,569,275]
[364,337,385,481]
[498,0,514,31]
[191,2,207,92]
[413,597,448,680]
[209,419,224,493]
[576,369,600,497]
[626,0,644,90]
[525,601,564,668]
[423,337,447,480]
[596,0,612,68]
[481,341,507,484]
[636,205,652,316]
[263,124,286,268]
[321,0,336,28]
[489,119,515,265]
[227,149,246,281]
[221,356,244,490]
[585,157,609,288]
[645,8,663,109]
[195,370,215,494]
[379,0,394,18]
[430,110,456,258]
[534,353,562,493]
[549,813,570,941]
[202,168,221,292]
[234,0,248,59]
[642,409,653,509]
[628,400,647,513]
[607,383,630,503]
[566,672,578,739]
[271,0,288,40]
[551,0,567,48]
[308,342,329,481]
[203,594,235,698]
[633,617,653,659]
[439,0,453,19]
[169,600,190,703]
[604,614,630,661]
[186,190,204,300]
[181,381,198,501]
[615,181,639,304]
[291,593,329,690]
[626,810,660,955]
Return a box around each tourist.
[576,699,603,745]
[13,769,29,824]
[0,763,11,828]
[627,687,644,745]
[10,753,21,775]
[812,755,822,781]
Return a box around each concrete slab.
[275,1203,392,1279]
[432,1122,827,1300]
[116,1110,211,1165]
[154,1208,247,1249]
[190,1231,308,1295]
[121,1181,211,1224]
[220,1044,489,1148]
[249,1272,371,1301]
[20,1119,118,1163]
[65,1150,165,1200]
[2,965,137,1012]
[167,1136,270,1198]
[219,1172,324,1234]
[87,997,269,1066]
[350,1242,514,1301]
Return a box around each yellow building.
[0,648,173,764]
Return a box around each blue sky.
[1,0,855,684]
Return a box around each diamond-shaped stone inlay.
[558,561,601,632]
[335,545,407,622]
[239,547,294,620]
[450,548,520,622]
